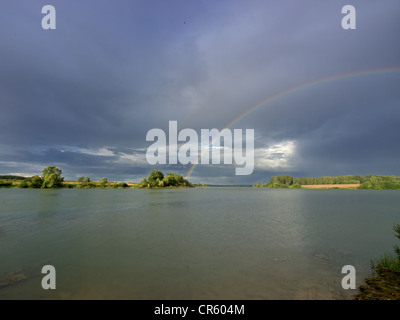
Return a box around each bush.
[0,179,13,187]
[372,253,400,275]
[29,176,43,188]
[17,176,43,188]
[18,180,29,188]
[139,171,192,188]
[117,182,128,188]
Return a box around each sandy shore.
[301,184,360,189]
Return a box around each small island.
[137,170,193,188]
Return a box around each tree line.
[0,166,128,189]
[0,166,193,189]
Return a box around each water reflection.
[37,190,61,218]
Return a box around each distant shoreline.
[254,174,400,190]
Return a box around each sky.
[0,0,399,184]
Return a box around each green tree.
[42,166,63,188]
[139,178,149,188]
[100,177,108,187]
[43,173,61,188]
[147,170,164,187]
[163,173,183,186]
[266,175,293,188]
[148,170,164,183]
[277,175,293,186]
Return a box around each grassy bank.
[354,269,400,300]
[62,181,138,188]
[354,224,400,300]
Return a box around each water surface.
[0,188,399,299]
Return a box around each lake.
[0,187,399,299]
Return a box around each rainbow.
[185,67,400,179]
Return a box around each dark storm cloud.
[0,0,210,146]
[0,0,399,183]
